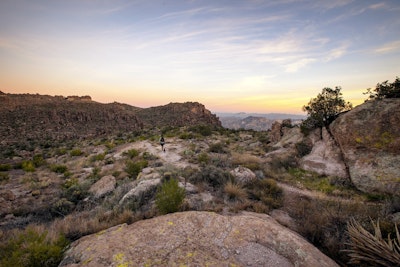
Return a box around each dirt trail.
[114,138,191,169]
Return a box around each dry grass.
[224,181,248,202]
[231,152,261,170]
[345,219,400,267]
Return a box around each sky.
[0,0,399,114]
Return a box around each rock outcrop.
[59,211,339,267]
[136,102,221,128]
[330,99,400,195]
[88,175,116,198]
[299,127,348,179]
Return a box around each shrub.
[123,149,139,159]
[0,164,11,171]
[197,152,210,165]
[246,178,283,209]
[70,149,83,157]
[345,219,400,267]
[189,125,213,136]
[50,164,68,174]
[0,225,69,267]
[364,76,400,100]
[224,182,247,202]
[189,165,231,189]
[125,159,148,179]
[208,142,226,154]
[22,161,35,172]
[33,154,46,167]
[0,172,9,182]
[155,178,185,214]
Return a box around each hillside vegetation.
[0,85,399,266]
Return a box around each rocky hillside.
[0,92,220,148]
[218,113,304,131]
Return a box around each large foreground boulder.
[59,211,338,267]
[330,99,400,195]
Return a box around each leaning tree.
[301,86,352,134]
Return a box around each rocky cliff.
[0,93,220,147]
[60,211,339,267]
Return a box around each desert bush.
[224,182,247,202]
[0,225,69,267]
[125,159,148,179]
[245,178,283,209]
[189,165,232,189]
[22,161,35,172]
[189,124,213,136]
[62,178,89,204]
[197,152,210,165]
[50,164,68,174]
[123,149,139,159]
[208,142,227,154]
[345,219,400,267]
[33,154,46,167]
[70,149,84,157]
[0,163,12,171]
[0,172,9,182]
[155,178,185,214]
[179,131,194,140]
[52,198,75,217]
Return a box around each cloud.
[323,44,348,62]
[285,58,316,73]
[374,40,400,54]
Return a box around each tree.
[364,76,400,100]
[301,87,352,133]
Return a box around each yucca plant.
[345,218,400,267]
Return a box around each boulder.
[59,211,338,267]
[230,166,257,184]
[299,127,348,179]
[88,175,116,198]
[330,99,400,195]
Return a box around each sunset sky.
[1,0,399,114]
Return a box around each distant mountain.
[0,93,220,147]
[216,112,305,130]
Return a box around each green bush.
[125,159,148,179]
[0,226,69,267]
[0,164,11,171]
[70,149,83,157]
[197,152,210,165]
[155,178,185,214]
[33,154,45,167]
[123,149,139,159]
[50,164,68,174]
[22,161,35,172]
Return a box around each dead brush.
[345,218,400,267]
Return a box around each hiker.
[160,135,165,152]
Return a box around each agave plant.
[345,218,400,267]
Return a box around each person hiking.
[159,135,165,152]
